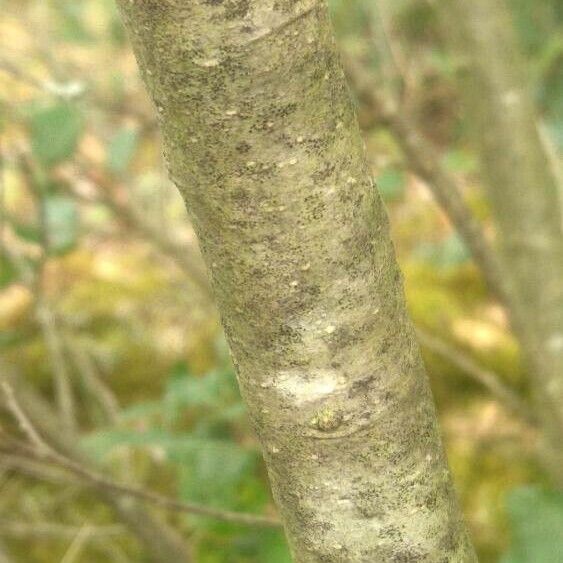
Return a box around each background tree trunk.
[116,1,476,560]
[440,0,563,485]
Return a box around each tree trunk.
[440,0,563,484]
[116,1,476,560]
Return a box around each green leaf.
[82,426,257,511]
[226,530,291,563]
[428,49,459,78]
[442,149,478,174]
[414,233,471,268]
[12,221,42,245]
[164,363,241,424]
[30,103,83,166]
[396,1,438,43]
[107,127,139,174]
[502,486,563,563]
[257,530,292,563]
[56,2,93,43]
[45,195,79,255]
[176,442,256,509]
[508,0,560,55]
[376,168,406,202]
[0,252,17,289]
[118,400,161,422]
[0,330,26,349]
[167,364,221,408]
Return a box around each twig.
[416,328,537,426]
[61,331,120,424]
[369,0,411,100]
[35,304,77,435]
[345,60,513,312]
[1,377,193,561]
[0,386,281,529]
[0,453,76,486]
[8,152,110,428]
[15,153,77,435]
[60,524,93,563]
[0,220,75,438]
[0,382,55,455]
[0,58,45,91]
[69,162,213,300]
[21,445,280,527]
[0,521,122,539]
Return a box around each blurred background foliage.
[0,0,562,561]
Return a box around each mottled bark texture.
[116,1,476,561]
[441,0,563,485]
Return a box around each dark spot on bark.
[276,323,302,344]
[273,0,301,13]
[236,141,251,153]
[224,0,250,19]
[390,549,423,562]
[311,161,336,182]
[328,325,355,348]
[349,374,376,397]
[440,517,462,556]
[303,192,326,220]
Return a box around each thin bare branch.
[12,154,77,434]
[0,387,281,529]
[416,328,537,426]
[0,521,122,539]
[0,57,45,91]
[72,163,214,300]
[345,60,512,312]
[0,382,55,455]
[21,444,280,527]
[0,453,76,486]
[0,371,193,562]
[60,524,93,563]
[61,331,120,424]
[35,305,77,435]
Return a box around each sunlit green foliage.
[502,488,563,563]
[30,102,83,166]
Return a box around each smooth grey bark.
[116,1,476,561]
[440,0,563,484]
